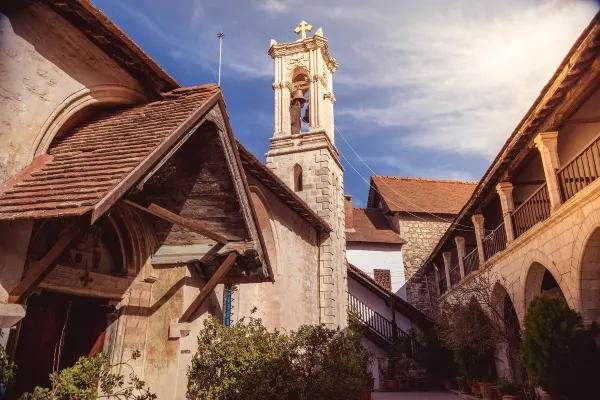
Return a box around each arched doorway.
[492,283,522,382]
[524,262,564,311]
[580,227,600,324]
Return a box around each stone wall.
[392,213,451,314]
[266,132,347,327]
[0,2,145,183]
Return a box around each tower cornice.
[268,36,339,73]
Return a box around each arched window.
[293,164,303,192]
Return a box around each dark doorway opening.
[9,291,109,398]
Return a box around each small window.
[293,164,303,192]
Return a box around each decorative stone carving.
[285,53,309,71]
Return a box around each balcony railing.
[450,264,461,286]
[512,183,551,238]
[464,247,479,275]
[483,223,507,260]
[558,133,600,202]
[439,275,447,295]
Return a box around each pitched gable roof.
[368,176,477,215]
[346,208,405,245]
[0,85,221,221]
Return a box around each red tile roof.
[346,208,405,245]
[0,85,221,221]
[369,176,477,215]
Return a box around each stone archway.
[491,282,522,382]
[578,227,600,324]
[524,262,564,313]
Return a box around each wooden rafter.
[123,199,228,244]
[179,252,238,322]
[9,222,82,304]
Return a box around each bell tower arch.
[266,22,346,328]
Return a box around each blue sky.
[92,0,598,207]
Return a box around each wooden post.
[124,199,228,244]
[472,214,486,265]
[442,252,452,287]
[9,222,82,304]
[454,236,466,279]
[179,252,238,322]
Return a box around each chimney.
[374,269,392,291]
[344,195,354,230]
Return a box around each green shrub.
[520,293,599,399]
[187,314,372,400]
[498,378,518,396]
[20,351,155,400]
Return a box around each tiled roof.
[346,208,405,244]
[238,144,331,233]
[0,85,221,221]
[369,176,477,215]
[347,263,432,329]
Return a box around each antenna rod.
[218,32,225,87]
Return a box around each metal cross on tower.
[294,20,313,40]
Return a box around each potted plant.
[498,378,519,400]
[479,381,494,400]
[442,377,454,390]
[382,357,399,391]
[456,376,469,393]
[361,377,375,400]
[470,381,481,397]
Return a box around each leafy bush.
[520,293,599,399]
[498,378,519,396]
[187,314,372,400]
[437,297,497,381]
[0,344,17,387]
[20,351,156,400]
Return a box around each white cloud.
[256,0,290,14]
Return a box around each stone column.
[442,252,452,286]
[454,236,466,279]
[534,131,562,211]
[472,214,486,265]
[496,182,516,242]
[433,264,441,297]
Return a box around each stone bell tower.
[266,21,346,327]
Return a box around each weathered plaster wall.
[0,2,145,182]
[232,176,320,330]
[346,243,406,299]
[391,213,451,314]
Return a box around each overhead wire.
[335,126,489,233]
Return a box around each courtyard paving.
[372,391,458,400]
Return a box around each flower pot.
[361,390,372,400]
[443,378,454,390]
[479,382,493,400]
[398,377,411,391]
[542,395,552,400]
[502,396,519,400]
[456,376,469,393]
[471,382,482,397]
[384,379,398,391]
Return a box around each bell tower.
[266,21,346,328]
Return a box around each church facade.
[0,2,347,399]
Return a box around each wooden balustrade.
[348,293,393,340]
[483,223,507,260]
[439,275,448,295]
[512,183,551,238]
[557,133,600,202]
[450,264,461,286]
[463,247,479,275]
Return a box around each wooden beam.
[123,199,228,244]
[179,252,237,322]
[9,223,82,304]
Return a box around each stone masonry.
[392,213,451,314]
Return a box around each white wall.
[346,243,406,299]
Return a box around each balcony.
[463,248,479,275]
[512,183,551,238]
[483,223,507,260]
[450,264,461,286]
[558,133,600,202]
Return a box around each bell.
[292,89,306,104]
[302,105,310,124]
